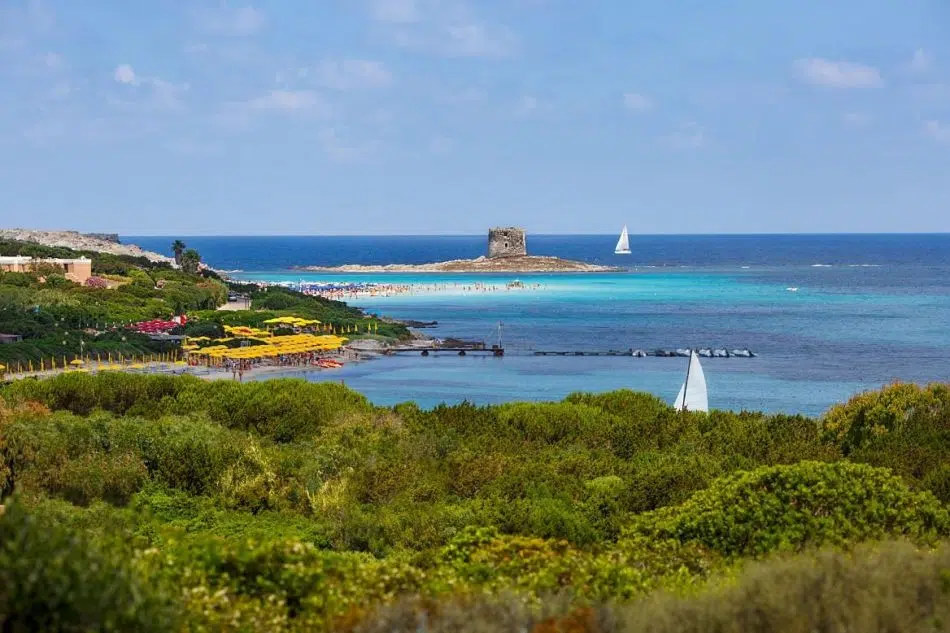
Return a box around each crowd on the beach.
[186,350,352,381]
[292,280,546,301]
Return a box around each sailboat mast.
[680,351,691,412]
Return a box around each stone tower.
[487,227,527,258]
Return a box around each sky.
[1,0,949,235]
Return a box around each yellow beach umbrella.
[70,359,85,366]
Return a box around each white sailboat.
[673,351,709,412]
[614,225,631,255]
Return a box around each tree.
[180,249,202,275]
[171,240,186,266]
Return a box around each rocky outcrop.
[296,255,618,273]
[84,233,121,244]
[0,229,173,264]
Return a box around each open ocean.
[129,234,950,416]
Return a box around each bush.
[4,373,372,441]
[355,541,950,633]
[41,450,147,507]
[822,382,950,454]
[0,499,179,633]
[629,461,950,557]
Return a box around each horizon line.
[119,231,950,238]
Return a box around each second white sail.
[615,225,631,254]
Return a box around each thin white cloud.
[437,87,483,104]
[908,82,950,104]
[371,0,419,23]
[245,90,328,113]
[149,79,189,110]
[909,48,933,73]
[25,0,55,32]
[794,58,882,88]
[843,112,871,127]
[114,64,137,84]
[49,80,70,99]
[195,5,264,36]
[0,0,53,54]
[165,139,219,155]
[320,127,378,162]
[111,64,188,110]
[514,95,551,116]
[314,59,393,90]
[428,136,453,154]
[443,23,512,57]
[517,95,538,113]
[42,51,62,69]
[371,0,514,58]
[665,122,705,149]
[623,92,651,111]
[925,120,950,142]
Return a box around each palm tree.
[171,240,186,266]
[180,249,202,275]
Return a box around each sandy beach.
[296,280,546,302]
[296,255,618,274]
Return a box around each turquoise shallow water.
[232,268,950,416]
[128,234,950,416]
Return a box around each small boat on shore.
[316,358,343,369]
[615,225,631,255]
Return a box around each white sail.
[614,225,631,254]
[673,351,708,412]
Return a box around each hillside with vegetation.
[0,239,407,369]
[2,375,950,631]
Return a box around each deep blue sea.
[130,235,950,416]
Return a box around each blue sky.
[1,0,949,235]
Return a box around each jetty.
[534,349,755,358]
[387,347,754,359]
[390,346,505,357]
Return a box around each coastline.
[0,229,174,264]
[0,229,231,276]
[295,255,619,274]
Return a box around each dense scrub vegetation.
[2,376,950,630]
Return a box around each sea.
[129,234,950,417]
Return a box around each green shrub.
[0,499,179,633]
[630,461,950,557]
[621,451,722,513]
[356,541,950,633]
[135,417,242,496]
[822,382,950,454]
[42,450,147,507]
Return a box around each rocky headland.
[0,229,173,264]
[296,255,618,273]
